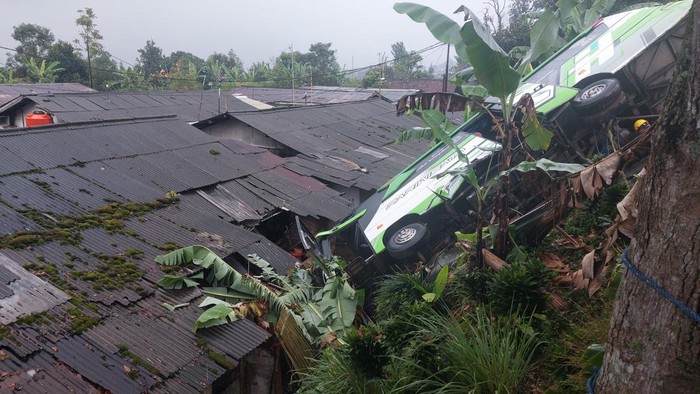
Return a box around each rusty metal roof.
[0,116,349,392]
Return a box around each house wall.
[202,118,285,150]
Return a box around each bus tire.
[386,222,429,259]
[571,78,624,116]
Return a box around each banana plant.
[155,245,360,343]
[24,57,64,83]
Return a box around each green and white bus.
[299,1,691,284]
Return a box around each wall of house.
[202,118,286,150]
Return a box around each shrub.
[345,325,387,379]
[487,258,554,315]
[373,273,430,320]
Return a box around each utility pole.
[443,44,450,92]
[86,37,93,89]
[290,44,295,105]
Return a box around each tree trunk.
[596,2,700,392]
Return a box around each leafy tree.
[270,50,298,88]
[297,42,342,86]
[90,52,118,91]
[247,61,274,86]
[137,39,164,82]
[0,67,16,84]
[47,40,88,83]
[164,51,205,73]
[206,49,243,71]
[111,64,149,91]
[491,0,536,55]
[7,23,55,77]
[361,68,388,88]
[162,60,202,90]
[391,41,430,79]
[75,7,105,89]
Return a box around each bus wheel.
[386,223,429,259]
[571,78,624,116]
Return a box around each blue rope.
[587,367,600,394]
[622,249,700,324]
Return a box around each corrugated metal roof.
[0,83,95,108]
[229,99,430,190]
[0,115,353,392]
[18,90,259,124]
[0,350,98,393]
[232,86,421,106]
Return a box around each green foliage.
[456,6,521,101]
[157,274,198,289]
[391,41,431,79]
[386,307,543,393]
[345,325,387,379]
[156,246,358,342]
[422,265,448,302]
[24,57,64,83]
[137,39,164,80]
[373,273,430,320]
[487,258,554,315]
[193,299,238,332]
[564,182,629,237]
[393,3,470,62]
[298,346,377,394]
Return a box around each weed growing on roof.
[15,312,50,326]
[209,149,220,155]
[66,306,100,334]
[23,262,74,291]
[207,350,235,370]
[124,248,144,259]
[156,241,180,252]
[116,344,161,376]
[69,253,144,291]
[194,337,235,370]
[0,199,178,250]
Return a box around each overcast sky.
[1,0,487,73]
